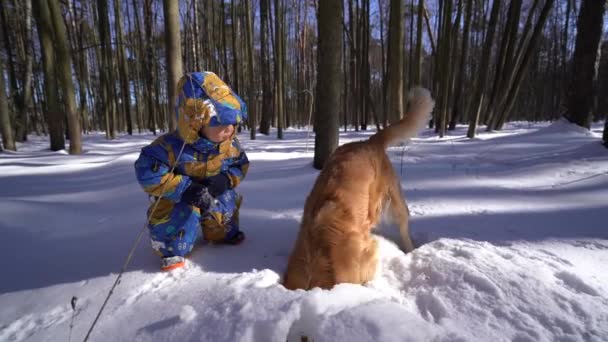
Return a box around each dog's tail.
[370,87,434,149]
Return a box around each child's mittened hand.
[202,173,231,197]
[181,182,213,210]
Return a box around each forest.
[0,0,606,164]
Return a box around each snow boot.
[160,256,185,271]
[224,231,245,245]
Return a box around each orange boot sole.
[161,260,186,271]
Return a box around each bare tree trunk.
[33,0,64,150]
[486,0,540,130]
[407,0,414,91]
[274,0,285,139]
[314,0,342,170]
[192,0,201,70]
[48,0,81,154]
[164,0,182,132]
[431,0,444,129]
[561,0,572,99]
[231,0,239,94]
[245,0,256,140]
[259,0,272,135]
[437,0,452,137]
[422,4,436,56]
[348,0,358,130]
[144,0,156,134]
[129,0,144,133]
[32,69,46,135]
[493,0,556,130]
[15,0,33,142]
[466,0,501,138]
[342,26,348,132]
[362,0,371,130]
[449,0,472,130]
[484,0,522,127]
[0,1,18,104]
[378,0,388,127]
[0,56,16,151]
[413,0,424,86]
[97,0,114,138]
[221,0,230,82]
[114,0,133,135]
[564,0,605,130]
[387,0,404,124]
[71,0,90,134]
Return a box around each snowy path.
[1,121,607,341]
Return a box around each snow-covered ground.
[1,120,607,342]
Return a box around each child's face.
[200,124,235,143]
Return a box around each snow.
[1,120,607,342]
[179,305,197,323]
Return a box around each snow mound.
[536,118,596,136]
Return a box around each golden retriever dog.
[283,87,434,290]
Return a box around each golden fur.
[283,88,435,290]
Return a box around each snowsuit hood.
[176,72,247,144]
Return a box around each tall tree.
[259,0,272,135]
[313,0,343,169]
[387,0,404,124]
[437,0,453,137]
[143,0,157,134]
[449,0,472,130]
[48,0,81,154]
[413,0,424,86]
[274,0,285,139]
[129,0,144,133]
[221,0,230,82]
[245,0,256,140]
[0,56,16,151]
[231,0,239,94]
[115,0,133,135]
[565,0,606,130]
[33,0,64,151]
[361,0,371,130]
[490,0,555,130]
[164,0,182,132]
[192,0,201,70]
[97,0,115,138]
[16,0,34,142]
[485,0,523,127]
[466,0,501,138]
[70,0,91,134]
[0,1,18,105]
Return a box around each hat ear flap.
[201,103,212,127]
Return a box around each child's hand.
[202,173,231,197]
[181,182,213,210]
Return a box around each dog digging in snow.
[282,87,434,290]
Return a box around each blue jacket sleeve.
[134,137,192,202]
[225,139,249,188]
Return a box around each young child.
[134,72,249,271]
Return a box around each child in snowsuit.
[134,72,249,271]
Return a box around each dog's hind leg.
[388,181,415,253]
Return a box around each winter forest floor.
[0,120,607,341]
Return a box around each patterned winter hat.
[175,72,247,143]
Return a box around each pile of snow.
[0,121,607,341]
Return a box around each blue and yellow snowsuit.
[134,72,249,258]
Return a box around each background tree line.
[0,0,606,164]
